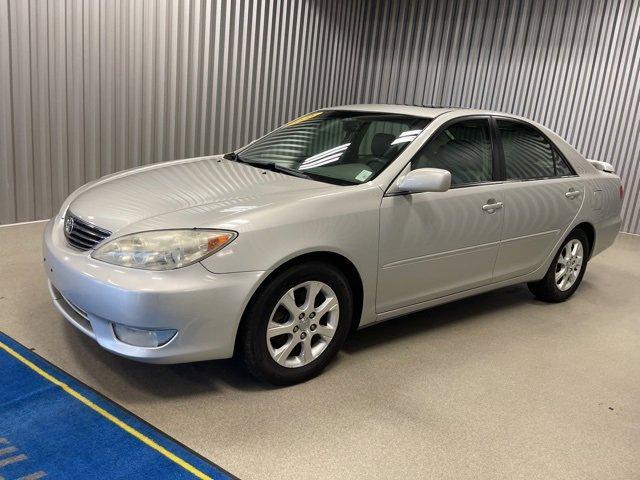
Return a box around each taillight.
[620,185,624,199]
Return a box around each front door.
[377,117,504,313]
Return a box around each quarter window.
[497,120,556,180]
[411,118,493,186]
[555,151,574,176]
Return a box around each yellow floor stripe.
[0,340,212,480]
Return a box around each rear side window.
[498,120,555,180]
[411,118,493,186]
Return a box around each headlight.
[91,229,236,270]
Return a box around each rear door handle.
[482,199,503,213]
[565,189,581,199]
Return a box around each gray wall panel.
[352,0,640,233]
[0,0,362,223]
[0,0,15,223]
[1,0,639,234]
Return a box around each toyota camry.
[43,105,623,385]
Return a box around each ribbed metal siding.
[353,0,640,234]
[0,0,365,224]
[2,0,639,234]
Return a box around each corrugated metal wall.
[0,0,366,224]
[353,0,640,233]
[1,0,639,233]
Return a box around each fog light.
[112,323,177,347]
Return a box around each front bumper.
[43,216,266,363]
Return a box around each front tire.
[527,228,590,303]
[239,262,353,385]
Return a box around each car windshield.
[236,110,431,185]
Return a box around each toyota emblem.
[64,215,74,235]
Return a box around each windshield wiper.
[263,162,312,179]
[223,152,312,180]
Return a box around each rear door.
[492,118,583,281]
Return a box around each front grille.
[64,211,111,251]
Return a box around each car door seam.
[381,241,501,269]
[500,229,561,244]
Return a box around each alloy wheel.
[555,239,584,291]
[266,281,340,368]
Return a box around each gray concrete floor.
[1,222,639,480]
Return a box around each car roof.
[326,104,523,121]
[325,104,450,118]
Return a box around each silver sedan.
[43,105,623,384]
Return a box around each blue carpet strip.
[0,332,236,479]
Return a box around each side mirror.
[396,168,451,194]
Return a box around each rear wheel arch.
[573,222,595,259]
[528,228,589,302]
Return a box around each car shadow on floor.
[344,283,537,354]
[61,322,265,396]
[60,282,555,398]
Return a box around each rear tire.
[527,229,590,303]
[239,262,353,385]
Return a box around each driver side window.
[411,118,493,187]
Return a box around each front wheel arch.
[234,251,364,356]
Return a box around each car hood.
[68,156,338,233]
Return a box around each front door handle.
[565,188,581,199]
[482,199,503,213]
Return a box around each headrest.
[371,133,395,157]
